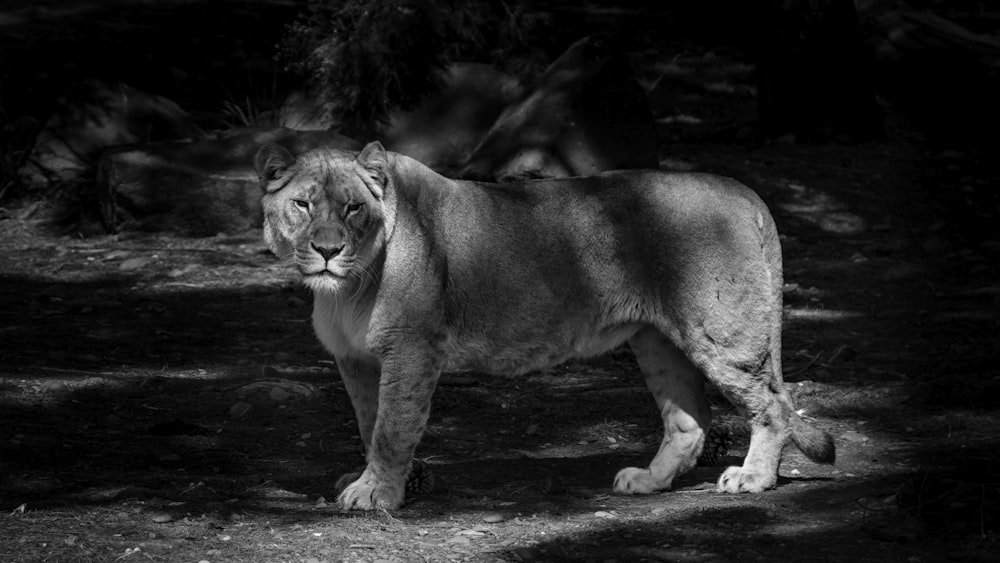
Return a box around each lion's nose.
[311,242,344,261]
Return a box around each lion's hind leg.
[613,326,711,495]
[708,362,834,494]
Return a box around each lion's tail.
[791,415,836,464]
[756,206,836,465]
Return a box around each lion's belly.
[441,322,643,375]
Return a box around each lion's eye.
[292,199,310,210]
[345,202,364,216]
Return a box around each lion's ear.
[254,143,295,192]
[357,141,388,200]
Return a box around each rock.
[230,402,252,419]
[840,430,868,443]
[269,387,292,402]
[151,513,174,523]
[458,35,658,182]
[237,379,318,401]
[96,126,359,236]
[19,80,202,188]
[381,62,523,172]
[119,257,154,271]
[483,513,506,523]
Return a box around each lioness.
[255,141,835,511]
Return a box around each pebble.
[119,257,154,271]
[104,250,131,260]
[269,387,291,402]
[840,430,868,443]
[229,402,252,419]
[483,513,505,523]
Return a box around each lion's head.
[254,142,389,295]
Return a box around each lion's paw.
[334,470,363,495]
[613,466,669,495]
[336,471,405,511]
[716,466,776,494]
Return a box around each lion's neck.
[312,284,378,358]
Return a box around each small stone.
[104,250,131,260]
[151,513,173,523]
[229,402,252,419]
[167,264,199,278]
[119,257,153,271]
[841,430,867,443]
[483,513,505,523]
[269,387,291,402]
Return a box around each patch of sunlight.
[778,181,867,235]
[786,308,862,321]
[651,61,690,76]
[656,113,702,125]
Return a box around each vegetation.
[279,0,548,134]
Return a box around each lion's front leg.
[337,352,439,511]
[337,356,381,455]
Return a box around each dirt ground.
[2,2,999,562]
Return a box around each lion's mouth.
[304,269,347,279]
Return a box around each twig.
[786,352,823,377]
[32,367,122,379]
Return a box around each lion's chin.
[303,272,348,295]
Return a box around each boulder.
[279,63,522,173]
[96,126,359,236]
[380,62,523,172]
[18,81,202,188]
[458,35,659,181]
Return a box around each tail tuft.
[791,417,836,464]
